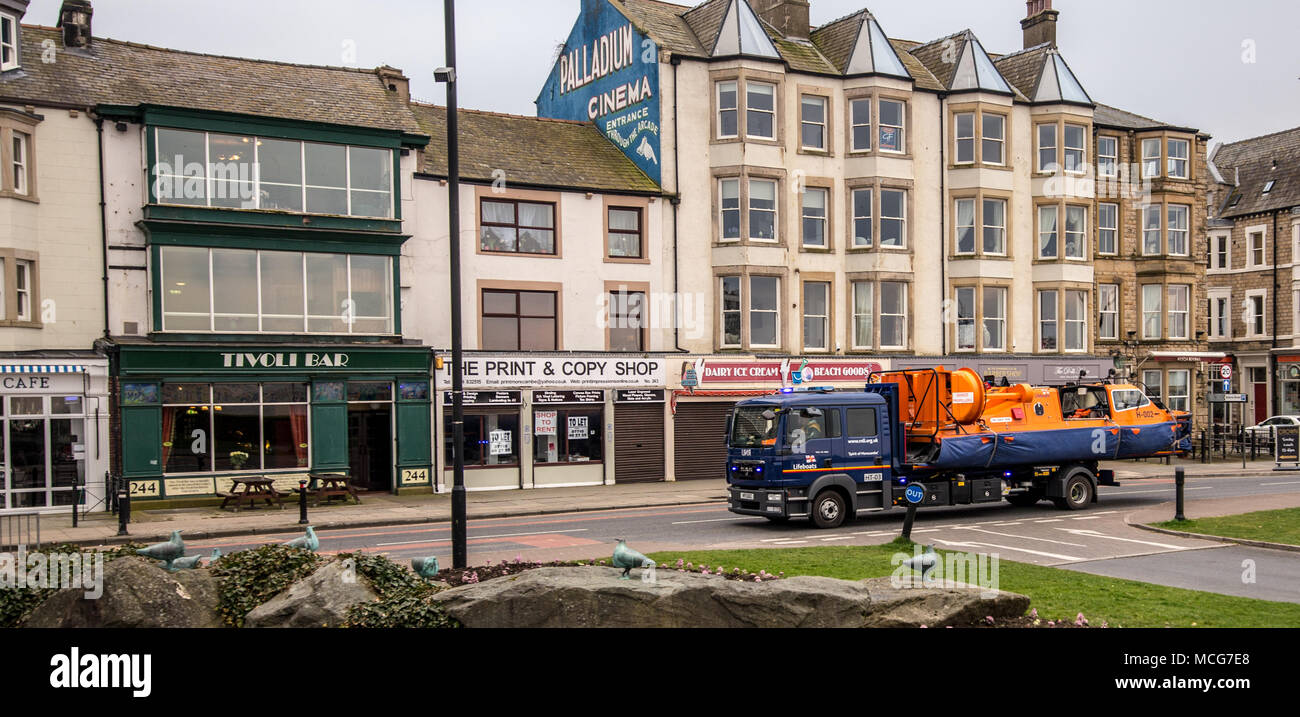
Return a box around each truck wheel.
[811,490,846,529]
[1052,469,1094,511]
[1006,493,1041,508]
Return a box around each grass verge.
[646,544,1300,628]
[1154,507,1300,547]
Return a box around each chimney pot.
[57,0,93,49]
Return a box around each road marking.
[671,517,766,525]
[1033,519,1065,523]
[932,539,1083,562]
[1055,528,1189,550]
[1110,486,1212,496]
[951,527,1087,547]
[376,528,588,546]
[820,536,855,542]
[1262,481,1300,486]
[988,522,1022,526]
[911,529,940,534]
[1070,516,1103,520]
[770,540,807,545]
[852,531,896,536]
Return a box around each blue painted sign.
[537,0,661,184]
[1222,379,1230,393]
[904,483,926,505]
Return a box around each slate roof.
[993,44,1050,99]
[0,25,423,136]
[1212,126,1300,219]
[410,104,662,195]
[1092,103,1187,132]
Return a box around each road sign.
[1223,379,1231,393]
[904,483,926,505]
[1220,364,1233,380]
[1210,393,1248,403]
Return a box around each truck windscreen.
[730,407,779,447]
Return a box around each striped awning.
[0,365,86,373]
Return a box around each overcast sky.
[24,0,1300,147]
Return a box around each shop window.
[481,289,557,351]
[479,199,556,254]
[608,290,645,351]
[160,382,309,474]
[152,128,393,218]
[607,207,642,258]
[1,394,88,509]
[533,406,603,464]
[800,95,826,150]
[802,281,829,352]
[447,410,520,467]
[801,188,827,248]
[160,246,393,334]
[398,381,430,401]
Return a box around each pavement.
[20,457,1291,549]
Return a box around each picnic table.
[309,473,361,506]
[219,476,285,512]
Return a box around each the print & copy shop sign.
[438,357,664,389]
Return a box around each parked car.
[1245,416,1300,437]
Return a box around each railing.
[0,512,41,551]
[1193,426,1274,463]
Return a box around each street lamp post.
[437,0,468,569]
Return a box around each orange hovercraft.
[868,367,1193,470]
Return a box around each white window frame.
[851,188,872,248]
[1247,289,1267,337]
[720,275,742,348]
[1141,138,1161,179]
[1038,205,1059,259]
[878,281,907,349]
[802,280,829,352]
[1167,205,1190,256]
[1143,369,1164,404]
[748,275,780,348]
[1248,227,1268,268]
[0,12,17,72]
[1038,289,1058,352]
[1036,124,1057,172]
[877,99,905,154]
[801,187,828,249]
[748,178,778,242]
[954,198,976,255]
[954,112,976,165]
[879,188,906,249]
[0,258,5,319]
[1166,285,1189,340]
[1167,138,1190,179]
[983,286,1007,352]
[1064,205,1087,260]
[719,178,740,241]
[983,198,1006,256]
[1063,123,1086,174]
[12,130,28,195]
[981,113,1006,166]
[800,95,827,151]
[849,98,871,152]
[15,258,32,322]
[1098,283,1119,341]
[1142,204,1162,256]
[1141,284,1162,340]
[1209,233,1230,270]
[1064,289,1087,353]
[1097,136,1118,178]
[852,280,873,349]
[744,81,776,141]
[955,285,976,352]
[1098,202,1118,255]
[716,81,739,139]
[1167,369,1190,412]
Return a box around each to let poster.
[489,430,512,456]
[567,415,589,440]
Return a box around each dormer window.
[1,12,17,72]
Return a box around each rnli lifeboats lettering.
[792,462,818,470]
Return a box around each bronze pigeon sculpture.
[612,538,655,580]
[136,530,185,570]
[902,544,938,584]
[172,548,222,571]
[411,556,440,579]
[283,526,319,552]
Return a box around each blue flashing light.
[897,477,908,485]
[1003,471,1012,477]
[780,388,794,393]
[755,466,763,472]
[730,466,737,471]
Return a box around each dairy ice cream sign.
[537,0,662,184]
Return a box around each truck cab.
[726,389,897,528]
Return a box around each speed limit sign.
[1220,364,1233,380]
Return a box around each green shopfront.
[113,345,432,502]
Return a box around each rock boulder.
[22,556,222,628]
[243,559,378,628]
[430,567,1029,628]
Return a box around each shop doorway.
[1251,367,1269,424]
[348,404,392,492]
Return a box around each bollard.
[116,487,130,536]
[1201,430,1208,464]
[1251,431,1257,461]
[298,479,309,526]
[1174,466,1186,521]
[901,503,918,540]
[71,477,80,528]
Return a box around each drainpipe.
[1272,209,1281,415]
[671,56,686,353]
[938,92,948,357]
[95,115,110,338]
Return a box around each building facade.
[1206,126,1300,426]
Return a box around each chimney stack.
[752,0,810,41]
[377,66,410,105]
[57,0,92,49]
[1021,0,1058,49]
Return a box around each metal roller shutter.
[673,401,735,481]
[614,403,665,483]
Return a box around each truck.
[726,367,1192,528]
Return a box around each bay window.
[1038,289,1057,351]
[956,286,976,350]
[152,128,393,218]
[1167,205,1189,255]
[1142,284,1162,339]
[1167,139,1190,178]
[160,247,394,335]
[878,99,905,152]
[1063,124,1086,173]
[1167,285,1189,339]
[983,198,1006,255]
[1037,124,1057,172]
[1038,288,1086,353]
[880,281,907,348]
[955,198,976,254]
[1038,205,1058,258]
[850,98,871,152]
[721,276,741,347]
[717,81,738,138]
[749,179,777,241]
[850,280,908,350]
[1141,138,1161,178]
[802,281,829,351]
[1065,205,1086,259]
[983,286,1006,351]
[1142,205,1162,255]
[750,275,779,347]
[852,281,873,349]
[1064,290,1087,351]
[982,114,1006,165]
[880,189,906,248]
[852,188,873,247]
[11,130,28,195]
[745,82,776,140]
[720,179,741,240]
[955,113,975,164]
